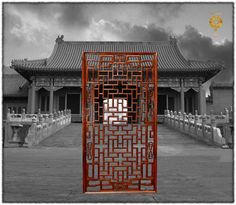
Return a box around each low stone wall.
[4,109,71,147]
[163,109,233,147]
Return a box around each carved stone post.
[210,111,216,143]
[170,110,173,127]
[49,113,53,123]
[194,111,198,135]
[178,111,181,129]
[7,108,11,121]
[54,111,57,119]
[22,108,26,120]
[202,114,206,138]
[39,114,43,125]
[174,111,177,128]
[224,108,229,123]
[183,112,186,131]
[45,114,49,123]
[166,110,170,125]
[188,113,192,132]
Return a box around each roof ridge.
[172,42,189,65]
[61,40,171,45]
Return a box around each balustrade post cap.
[211,118,216,122]
[202,114,207,119]
[39,114,43,120]
[32,117,37,123]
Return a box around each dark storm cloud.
[178,26,233,82]
[120,23,169,41]
[147,4,184,23]
[57,4,90,28]
[92,19,170,41]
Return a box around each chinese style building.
[3,66,28,120]
[10,35,223,122]
[206,81,233,114]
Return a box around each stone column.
[199,83,206,115]
[31,80,36,114]
[49,79,54,114]
[180,79,185,114]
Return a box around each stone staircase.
[38,123,206,148]
[38,123,82,147]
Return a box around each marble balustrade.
[4,108,71,147]
[163,107,233,147]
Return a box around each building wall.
[35,86,82,122]
[206,87,233,114]
[3,97,28,120]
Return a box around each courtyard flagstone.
[3,123,233,202]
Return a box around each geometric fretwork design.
[82,52,158,193]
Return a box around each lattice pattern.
[82,52,158,193]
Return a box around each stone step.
[38,123,206,148]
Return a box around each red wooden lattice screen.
[82,52,158,193]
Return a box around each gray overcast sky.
[3,2,233,83]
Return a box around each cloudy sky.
[3,3,233,82]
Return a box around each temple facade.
[11,36,222,122]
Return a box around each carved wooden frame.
[82,52,158,193]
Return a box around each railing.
[4,108,71,147]
[163,107,233,148]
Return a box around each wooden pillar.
[166,94,169,110]
[199,85,206,115]
[31,81,36,114]
[180,79,185,113]
[49,78,54,113]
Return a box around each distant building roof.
[3,65,18,74]
[11,36,223,81]
[211,81,234,88]
[3,74,28,97]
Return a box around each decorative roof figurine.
[55,35,64,44]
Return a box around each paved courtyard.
[3,123,233,202]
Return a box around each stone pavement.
[3,123,233,202]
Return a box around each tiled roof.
[11,39,223,74]
[3,74,28,97]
